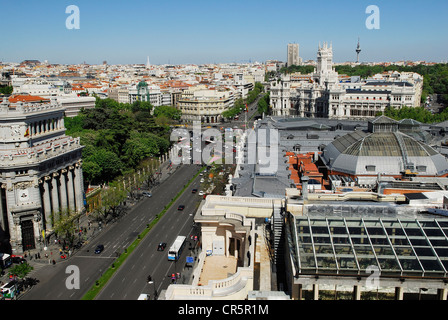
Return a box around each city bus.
[167,236,186,261]
[1,281,16,300]
[0,253,12,270]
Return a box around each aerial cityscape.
[1,0,448,311]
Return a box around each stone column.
[42,177,52,229]
[12,215,21,253]
[67,167,75,212]
[0,184,4,232]
[395,286,404,300]
[74,164,84,213]
[51,172,60,221]
[353,285,361,300]
[59,169,68,214]
[4,184,18,252]
[312,284,319,300]
[437,288,447,300]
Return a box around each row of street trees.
[61,98,179,245]
[65,98,179,185]
[50,157,163,248]
[222,82,264,120]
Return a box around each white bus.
[0,253,12,270]
[167,236,186,261]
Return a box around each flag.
[24,128,30,137]
[245,103,248,112]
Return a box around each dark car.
[157,242,167,251]
[94,244,104,254]
[11,256,26,264]
[74,241,83,249]
[191,189,197,194]
[178,205,185,211]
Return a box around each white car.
[199,191,204,196]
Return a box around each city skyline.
[1,0,448,65]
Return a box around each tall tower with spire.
[313,42,338,85]
[356,38,361,64]
[146,56,151,69]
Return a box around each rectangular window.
[416,166,427,172]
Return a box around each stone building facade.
[270,42,423,119]
[0,98,84,253]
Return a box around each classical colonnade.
[40,161,84,230]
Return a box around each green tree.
[0,85,13,95]
[257,93,270,115]
[85,149,124,183]
[8,262,33,279]
[154,105,181,120]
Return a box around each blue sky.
[1,0,447,65]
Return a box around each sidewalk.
[1,159,178,285]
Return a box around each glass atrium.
[291,216,448,278]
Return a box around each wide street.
[95,174,203,300]
[20,102,260,300]
[21,164,201,300]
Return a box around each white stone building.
[270,42,423,119]
[58,96,96,117]
[178,86,235,124]
[0,98,84,253]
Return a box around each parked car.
[94,244,104,254]
[142,191,152,198]
[157,242,167,251]
[11,256,26,264]
[74,241,83,249]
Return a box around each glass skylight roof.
[293,216,448,277]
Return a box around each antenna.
[356,37,361,64]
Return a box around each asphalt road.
[21,164,201,300]
[95,175,203,300]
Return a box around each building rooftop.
[288,214,448,278]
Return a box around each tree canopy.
[382,105,448,124]
[222,82,264,120]
[65,98,179,184]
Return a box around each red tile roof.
[8,95,50,103]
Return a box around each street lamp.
[147,275,157,300]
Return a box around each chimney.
[301,176,309,201]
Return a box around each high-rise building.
[287,43,301,67]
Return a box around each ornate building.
[0,98,84,253]
[270,42,423,119]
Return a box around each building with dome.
[320,115,448,187]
